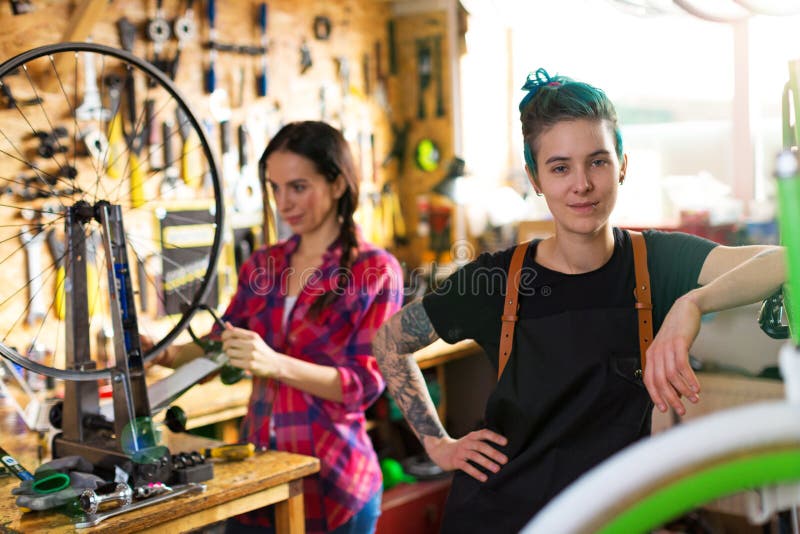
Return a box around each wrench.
[19,225,46,325]
[74,483,206,528]
[76,52,110,122]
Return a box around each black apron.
[441,248,654,533]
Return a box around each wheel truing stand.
[52,200,171,484]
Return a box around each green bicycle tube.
[597,448,800,534]
[776,155,800,345]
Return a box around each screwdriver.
[203,443,257,462]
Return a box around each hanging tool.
[209,89,233,196]
[8,1,34,15]
[256,2,268,97]
[46,228,65,321]
[300,38,313,74]
[147,0,172,76]
[122,72,146,208]
[117,19,147,207]
[234,123,261,213]
[205,0,217,93]
[416,38,432,120]
[382,121,410,174]
[433,35,445,118]
[374,41,390,113]
[171,0,197,80]
[76,52,110,121]
[20,225,46,325]
[176,106,202,188]
[145,99,163,171]
[160,119,180,197]
[103,73,126,179]
[0,82,42,109]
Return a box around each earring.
[619,174,625,185]
[535,191,543,197]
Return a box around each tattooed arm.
[374,300,508,482]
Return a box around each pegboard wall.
[0,0,460,368]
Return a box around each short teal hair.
[519,68,623,179]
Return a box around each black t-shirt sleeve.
[644,230,718,331]
[422,250,511,345]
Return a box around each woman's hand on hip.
[644,294,702,416]
[221,324,283,378]
[423,429,508,482]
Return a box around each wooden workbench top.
[0,398,319,533]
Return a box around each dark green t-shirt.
[423,228,718,370]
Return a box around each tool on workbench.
[79,481,133,514]
[0,444,35,482]
[203,442,256,462]
[433,35,445,118]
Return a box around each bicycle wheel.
[0,42,224,381]
[522,400,800,533]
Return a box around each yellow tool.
[203,443,256,462]
[46,229,66,320]
[105,109,126,179]
[177,107,203,188]
[104,75,126,179]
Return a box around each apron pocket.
[610,353,646,390]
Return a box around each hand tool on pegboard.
[103,73,126,179]
[176,106,202,188]
[116,17,147,207]
[171,0,197,80]
[205,0,218,93]
[160,119,179,198]
[234,123,260,213]
[416,38,432,120]
[147,0,172,78]
[19,225,46,325]
[256,2,269,97]
[46,228,66,320]
[8,0,34,15]
[433,35,445,118]
[145,98,163,171]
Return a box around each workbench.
[0,398,319,533]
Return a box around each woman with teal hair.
[372,68,786,532]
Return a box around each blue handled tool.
[205,0,217,93]
[257,3,268,97]
[1,445,70,493]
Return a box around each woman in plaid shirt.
[161,121,404,533]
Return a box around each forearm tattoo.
[374,300,444,439]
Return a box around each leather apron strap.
[497,231,653,382]
[629,231,653,373]
[498,242,529,381]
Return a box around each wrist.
[681,289,705,313]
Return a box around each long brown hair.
[258,121,360,317]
